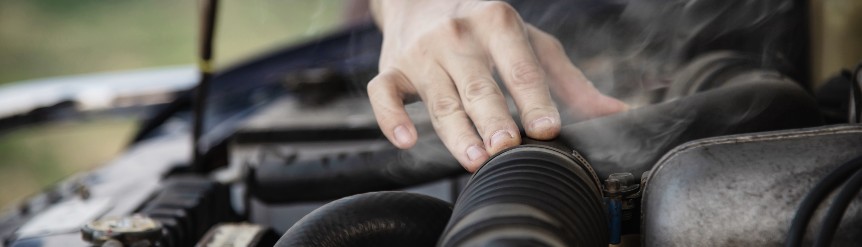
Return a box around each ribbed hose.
[275,191,453,247]
[439,145,608,247]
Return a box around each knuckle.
[509,61,545,87]
[477,1,519,22]
[419,19,468,49]
[476,2,521,29]
[434,19,467,41]
[366,76,385,92]
[463,76,500,103]
[366,78,390,100]
[430,96,464,120]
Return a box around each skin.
[367,0,627,172]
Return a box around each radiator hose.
[275,145,607,246]
[274,191,452,247]
[439,144,608,247]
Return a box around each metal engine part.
[643,124,862,246]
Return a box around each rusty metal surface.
[643,124,862,246]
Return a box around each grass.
[0,0,343,84]
[0,119,138,206]
[0,0,343,208]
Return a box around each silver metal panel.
[643,125,862,246]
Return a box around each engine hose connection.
[439,144,608,247]
[275,191,453,247]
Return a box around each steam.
[512,0,802,170]
[511,0,799,107]
[353,0,804,173]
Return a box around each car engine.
[2,0,862,246]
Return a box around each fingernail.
[490,130,513,148]
[466,145,486,161]
[530,117,554,131]
[394,125,411,145]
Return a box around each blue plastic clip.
[606,197,622,244]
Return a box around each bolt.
[606,178,621,194]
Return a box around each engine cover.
[643,124,862,246]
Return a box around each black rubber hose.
[249,138,465,203]
[813,157,862,247]
[562,79,822,184]
[275,191,453,247]
[786,155,862,247]
[439,145,607,247]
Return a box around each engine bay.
[3,0,862,246]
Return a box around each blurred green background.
[0,0,343,207]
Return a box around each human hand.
[367,0,627,172]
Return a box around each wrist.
[370,0,474,33]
